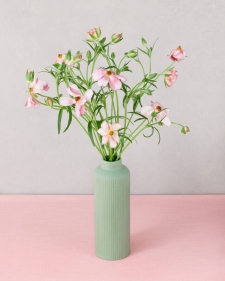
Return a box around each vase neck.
[101,159,122,170]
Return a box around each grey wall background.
[0,0,225,194]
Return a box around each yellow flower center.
[108,130,114,136]
[58,54,63,58]
[75,97,81,102]
[106,71,112,76]
[30,87,34,93]
[156,105,162,111]
[177,46,182,51]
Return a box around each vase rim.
[101,158,122,170]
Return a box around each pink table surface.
[0,195,225,281]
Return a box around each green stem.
[118,123,148,158]
[137,59,145,76]
[118,56,126,69]
[72,114,89,136]
[115,91,119,122]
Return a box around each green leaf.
[143,127,154,138]
[86,50,92,60]
[140,89,153,95]
[111,52,115,59]
[134,117,145,123]
[104,115,132,123]
[148,73,158,79]
[88,121,95,147]
[154,127,161,144]
[58,108,63,134]
[128,111,148,120]
[137,47,148,55]
[141,38,147,46]
[119,134,132,143]
[63,107,72,133]
[99,37,106,46]
[93,105,103,116]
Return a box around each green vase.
[94,159,130,260]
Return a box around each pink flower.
[25,96,39,108]
[165,69,178,87]
[29,77,50,93]
[97,121,121,148]
[54,54,66,64]
[59,84,93,118]
[170,46,186,62]
[141,101,171,127]
[92,68,126,91]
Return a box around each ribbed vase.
[94,159,130,260]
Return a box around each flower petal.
[76,104,85,118]
[98,76,109,87]
[67,84,80,97]
[114,74,127,82]
[92,68,105,81]
[111,123,122,131]
[84,89,93,101]
[162,116,171,127]
[109,137,117,148]
[109,76,122,91]
[59,97,75,106]
[102,136,109,145]
[141,106,153,118]
[112,131,119,142]
[101,121,110,131]
[97,128,108,136]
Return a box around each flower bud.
[73,53,82,63]
[87,27,101,41]
[45,97,54,107]
[181,126,190,134]
[111,33,123,44]
[86,50,91,60]
[25,70,34,83]
[125,50,138,58]
[65,50,71,63]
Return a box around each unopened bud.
[111,33,123,44]
[125,50,138,58]
[45,97,53,107]
[25,70,34,83]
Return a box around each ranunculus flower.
[97,121,121,148]
[29,77,50,94]
[111,33,123,44]
[170,46,185,62]
[92,68,126,91]
[141,101,171,127]
[25,96,39,108]
[54,54,66,64]
[87,28,101,41]
[59,84,93,118]
[164,69,178,87]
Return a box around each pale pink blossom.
[141,101,171,127]
[170,46,186,62]
[54,54,66,64]
[97,121,121,148]
[25,96,39,108]
[59,84,93,118]
[165,69,178,87]
[29,77,50,93]
[92,68,126,91]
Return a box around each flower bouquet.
[25,28,189,260]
